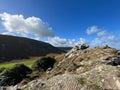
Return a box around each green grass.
[0,60,36,69]
[77,78,87,85]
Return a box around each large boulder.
[74,44,89,51]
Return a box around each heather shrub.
[32,57,56,71]
[0,64,32,86]
[0,67,6,73]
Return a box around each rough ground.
[12,45,120,90]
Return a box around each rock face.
[16,44,120,90]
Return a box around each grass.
[0,53,62,70]
[88,84,102,90]
[77,78,87,85]
[0,59,36,69]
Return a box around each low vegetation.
[32,57,56,71]
[88,84,102,90]
[77,78,87,85]
[0,59,36,69]
[0,67,6,73]
[0,57,57,86]
[0,64,32,86]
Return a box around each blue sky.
[0,0,120,48]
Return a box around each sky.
[0,0,120,48]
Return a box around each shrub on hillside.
[0,64,32,86]
[0,67,6,73]
[32,57,56,71]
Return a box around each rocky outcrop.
[13,44,120,90]
[73,44,89,50]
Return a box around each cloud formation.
[0,13,119,49]
[0,12,54,38]
[2,32,16,36]
[87,26,99,35]
[89,27,120,48]
[92,31,119,46]
[97,30,106,36]
[47,37,88,47]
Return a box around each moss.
[28,70,44,79]
[77,78,87,85]
[88,84,102,90]
[54,62,59,67]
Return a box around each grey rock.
[13,45,120,90]
[117,50,120,55]
[112,57,120,65]
[75,44,89,50]
[100,56,110,60]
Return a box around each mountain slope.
[57,47,72,51]
[0,35,63,61]
[18,44,120,90]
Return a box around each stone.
[117,50,120,55]
[112,57,120,65]
[80,44,89,50]
[100,56,110,60]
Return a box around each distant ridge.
[0,35,63,61]
[57,47,72,51]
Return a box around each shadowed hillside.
[57,47,72,51]
[0,35,63,62]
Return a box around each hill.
[0,35,63,62]
[57,47,72,51]
[18,44,120,90]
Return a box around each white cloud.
[79,38,88,44]
[47,37,67,46]
[92,38,103,46]
[1,14,120,49]
[91,29,120,48]
[85,26,120,49]
[97,30,106,36]
[47,37,88,47]
[31,37,40,41]
[47,37,72,47]
[0,12,54,38]
[87,26,99,35]
[2,32,15,36]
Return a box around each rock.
[112,57,120,65]
[47,67,52,71]
[65,44,89,58]
[14,45,120,90]
[46,67,52,74]
[74,44,89,50]
[100,56,110,60]
[102,45,110,49]
[80,44,89,50]
[117,50,120,55]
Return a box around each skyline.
[0,0,120,48]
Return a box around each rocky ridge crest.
[17,44,120,90]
